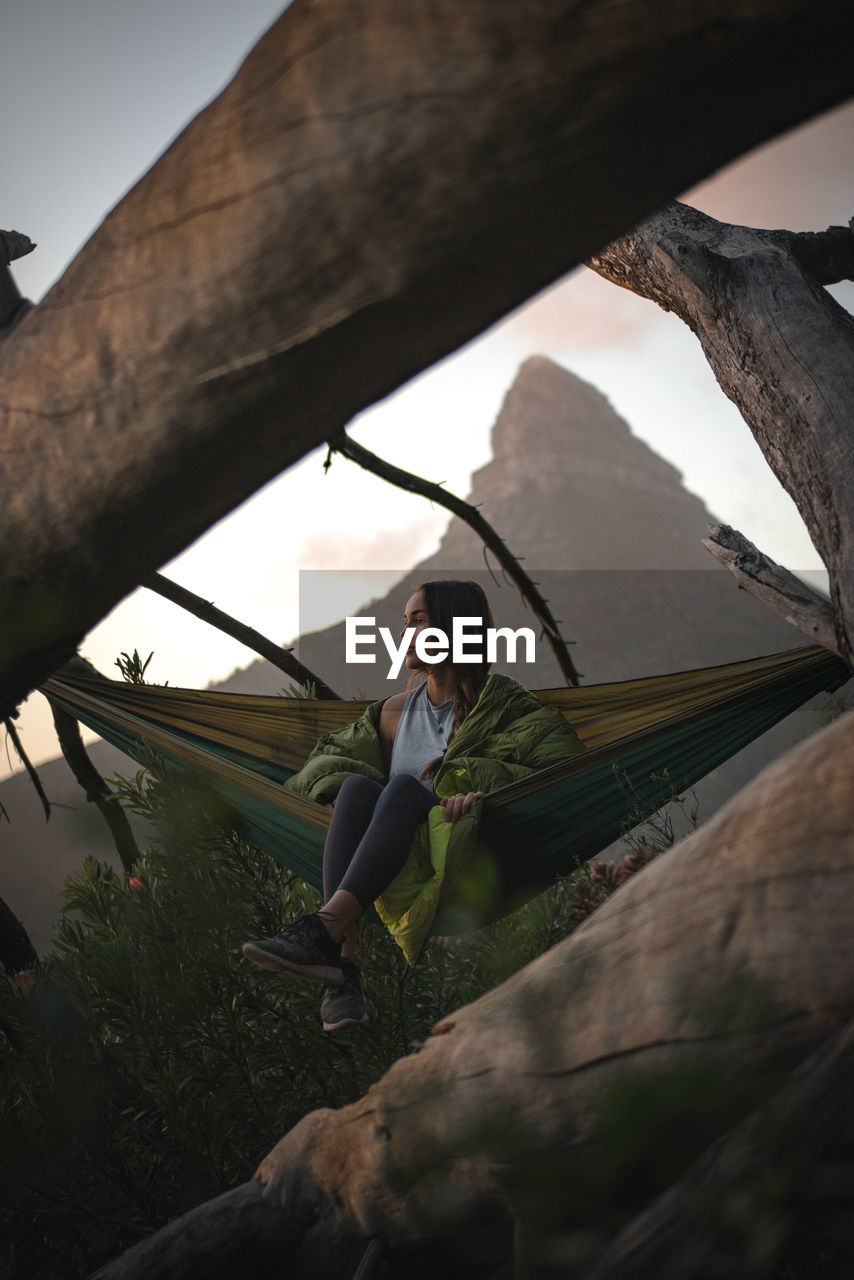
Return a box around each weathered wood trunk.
[3,0,854,716]
[97,705,854,1278]
[588,202,854,663]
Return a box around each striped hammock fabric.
[42,645,847,922]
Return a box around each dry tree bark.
[2,0,854,717]
[588,202,854,663]
[583,1019,854,1280]
[96,706,854,1278]
[702,523,840,656]
[49,703,143,873]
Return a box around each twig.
[140,572,340,699]
[326,434,580,686]
[3,717,50,821]
[49,704,142,872]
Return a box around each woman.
[242,580,584,1031]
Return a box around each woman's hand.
[439,791,484,823]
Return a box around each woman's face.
[401,589,433,671]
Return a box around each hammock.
[42,645,847,924]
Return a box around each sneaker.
[242,914,344,985]
[320,960,368,1032]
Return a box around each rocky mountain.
[1,357,828,953]
[437,355,715,571]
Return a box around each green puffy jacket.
[284,674,584,962]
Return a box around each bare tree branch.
[3,717,50,821]
[782,220,854,285]
[49,703,142,873]
[141,572,340,699]
[702,523,840,657]
[326,433,580,685]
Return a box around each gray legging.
[323,773,439,910]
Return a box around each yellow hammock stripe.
[43,644,845,828]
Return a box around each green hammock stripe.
[42,645,848,917]
[44,688,329,888]
[486,672,823,897]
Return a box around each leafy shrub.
[0,752,674,1278]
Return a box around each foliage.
[280,679,316,699]
[616,766,701,853]
[0,754,677,1279]
[114,649,155,685]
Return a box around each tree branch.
[49,703,142,873]
[3,716,50,821]
[326,433,580,685]
[784,220,854,285]
[589,201,854,664]
[140,572,340,700]
[92,1180,303,1280]
[702,523,841,658]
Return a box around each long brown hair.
[408,579,495,778]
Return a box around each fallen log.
[584,1018,854,1280]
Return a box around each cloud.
[497,267,655,352]
[298,515,444,571]
[491,100,854,358]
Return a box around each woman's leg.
[320,774,384,958]
[244,774,436,981]
[320,774,438,954]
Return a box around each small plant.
[615,766,700,857]
[115,649,155,685]
[280,680,316,699]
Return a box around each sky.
[2,2,853,780]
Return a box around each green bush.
[0,756,637,1279]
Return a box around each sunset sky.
[3,2,853,779]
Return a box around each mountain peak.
[436,355,714,569]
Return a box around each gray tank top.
[389,682,455,793]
